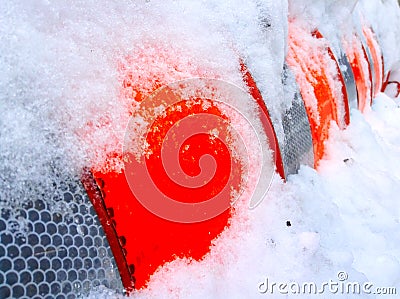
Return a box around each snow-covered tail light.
[81,44,280,291]
[286,20,349,167]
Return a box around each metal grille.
[0,176,124,298]
[280,65,314,176]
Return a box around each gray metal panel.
[338,52,358,111]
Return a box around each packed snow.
[1,0,400,298]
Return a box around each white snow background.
[1,0,400,298]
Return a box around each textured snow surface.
[1,0,400,298]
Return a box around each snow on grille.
[0,177,124,298]
[279,65,314,177]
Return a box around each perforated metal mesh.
[279,65,314,176]
[0,177,124,298]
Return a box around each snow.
[1,0,400,298]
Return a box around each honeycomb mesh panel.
[0,177,124,298]
[280,65,314,176]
